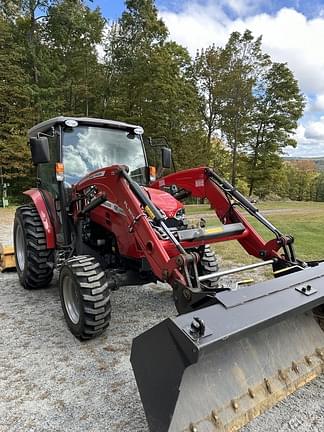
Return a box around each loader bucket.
[0,243,15,271]
[131,264,324,432]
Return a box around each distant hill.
[284,156,324,171]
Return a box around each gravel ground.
[0,209,323,432]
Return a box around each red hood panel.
[144,187,183,218]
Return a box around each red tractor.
[14,116,324,432]
[14,116,221,339]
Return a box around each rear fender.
[23,189,56,249]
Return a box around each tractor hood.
[144,187,183,219]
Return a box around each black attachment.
[131,263,324,432]
[80,194,107,215]
[172,280,220,314]
[161,147,172,169]
[189,317,205,339]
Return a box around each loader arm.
[74,165,303,313]
[150,166,297,264]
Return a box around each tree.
[286,160,318,201]
[219,30,270,186]
[45,0,105,116]
[104,0,205,169]
[104,0,168,121]
[0,17,33,183]
[314,172,324,201]
[192,45,225,151]
[247,62,305,196]
[209,138,232,177]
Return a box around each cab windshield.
[62,125,147,185]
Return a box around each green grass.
[185,201,324,264]
[3,201,324,265]
[185,204,211,214]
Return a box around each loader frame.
[68,162,311,313]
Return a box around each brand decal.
[101,200,126,216]
[87,171,106,180]
[195,179,204,187]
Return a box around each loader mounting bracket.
[295,284,318,296]
[172,279,222,314]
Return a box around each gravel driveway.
[0,209,323,432]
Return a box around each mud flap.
[0,244,15,271]
[131,264,324,432]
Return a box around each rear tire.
[14,204,54,289]
[199,245,220,289]
[59,255,112,340]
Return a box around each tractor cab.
[27,116,179,249]
[28,116,172,193]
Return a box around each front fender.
[23,189,56,249]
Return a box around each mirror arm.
[37,127,55,139]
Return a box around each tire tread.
[14,204,54,289]
[60,256,111,340]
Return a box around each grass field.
[185,201,324,264]
[2,201,324,265]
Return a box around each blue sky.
[92,1,324,19]
[90,1,324,157]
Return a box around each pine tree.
[40,0,106,117]
[0,17,33,183]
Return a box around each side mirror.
[29,137,50,164]
[161,147,172,169]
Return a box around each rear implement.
[0,243,15,271]
[131,265,324,432]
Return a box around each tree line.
[1,0,320,201]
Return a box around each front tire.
[59,256,112,340]
[199,245,220,289]
[14,204,54,289]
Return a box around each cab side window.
[37,130,59,197]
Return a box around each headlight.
[175,208,185,220]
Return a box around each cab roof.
[28,116,141,137]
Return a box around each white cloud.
[161,5,324,94]
[160,2,324,156]
[311,94,324,112]
[225,0,259,15]
[288,122,324,157]
[304,116,324,140]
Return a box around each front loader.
[14,116,324,431]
